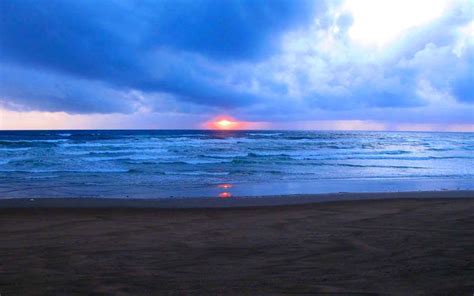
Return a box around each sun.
[216,119,235,129]
[206,116,243,130]
[203,115,267,130]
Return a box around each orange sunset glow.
[217,183,233,189]
[205,116,249,130]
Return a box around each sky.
[0,0,473,131]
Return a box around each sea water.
[0,130,473,199]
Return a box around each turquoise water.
[1,130,473,198]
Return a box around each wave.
[184,159,229,164]
[426,147,454,151]
[334,163,426,169]
[0,139,67,143]
[0,168,131,173]
[247,133,283,137]
[199,153,248,159]
[0,140,59,148]
[2,130,473,194]
[67,134,122,141]
[0,159,11,165]
[0,147,30,151]
[166,171,229,176]
[229,169,283,175]
[298,155,474,161]
[377,150,411,155]
[127,168,166,174]
[60,142,130,148]
[25,175,61,179]
[247,152,293,158]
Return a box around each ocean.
[1,130,473,199]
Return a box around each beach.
[3,0,474,294]
[1,192,473,295]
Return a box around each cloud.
[0,0,472,128]
[0,63,139,113]
[142,0,320,60]
[0,0,322,112]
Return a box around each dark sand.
[1,193,474,295]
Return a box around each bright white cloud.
[343,0,449,47]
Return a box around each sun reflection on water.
[217,183,234,198]
[219,192,232,198]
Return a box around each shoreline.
[0,190,473,208]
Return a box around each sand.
[0,192,473,295]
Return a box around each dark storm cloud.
[0,0,320,113]
[0,63,137,113]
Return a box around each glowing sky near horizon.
[0,0,473,131]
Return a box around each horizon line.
[0,128,473,133]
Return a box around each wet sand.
[1,193,473,295]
